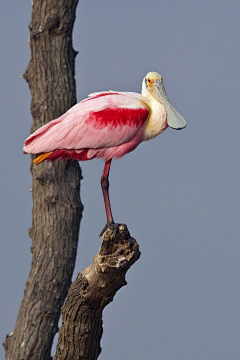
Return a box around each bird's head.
[142,72,187,130]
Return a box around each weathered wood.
[4,1,82,359]
[54,225,140,360]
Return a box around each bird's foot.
[99,221,119,237]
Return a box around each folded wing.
[23,92,150,162]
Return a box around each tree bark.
[54,225,140,360]
[4,1,82,359]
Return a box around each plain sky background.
[1,1,240,359]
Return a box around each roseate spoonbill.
[24,72,187,235]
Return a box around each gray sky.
[1,0,240,359]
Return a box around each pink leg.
[100,159,117,236]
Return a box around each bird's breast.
[143,100,168,141]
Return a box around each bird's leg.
[100,159,118,237]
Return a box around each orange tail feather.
[33,152,53,165]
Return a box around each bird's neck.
[142,94,168,141]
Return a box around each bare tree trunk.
[4,1,82,359]
[54,225,140,360]
[3,1,141,359]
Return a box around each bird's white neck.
[141,79,168,141]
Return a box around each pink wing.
[24,92,150,162]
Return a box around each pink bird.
[24,72,187,235]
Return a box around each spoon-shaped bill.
[152,80,187,130]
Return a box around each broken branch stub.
[54,224,140,360]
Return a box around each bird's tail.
[33,152,53,164]
[32,149,99,164]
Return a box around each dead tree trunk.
[54,225,140,360]
[4,1,141,359]
[4,1,82,359]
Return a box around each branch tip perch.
[54,224,140,360]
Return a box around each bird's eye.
[148,79,151,83]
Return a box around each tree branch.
[54,225,140,360]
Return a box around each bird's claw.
[99,221,119,237]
